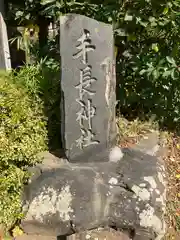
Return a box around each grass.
[117,117,180,239]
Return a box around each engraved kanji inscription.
[76,128,99,150]
[75,65,96,100]
[76,99,96,128]
[73,29,95,64]
[73,28,99,149]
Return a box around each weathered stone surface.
[16,229,130,240]
[60,14,116,162]
[0,12,11,70]
[21,133,166,240]
[16,235,57,240]
[65,228,131,240]
[132,131,160,156]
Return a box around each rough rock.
[21,133,166,240]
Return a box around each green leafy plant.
[9,25,39,64]
[0,71,47,229]
[12,62,43,96]
[12,55,61,150]
[28,0,180,129]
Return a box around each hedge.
[0,71,47,229]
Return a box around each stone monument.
[0,11,11,70]
[60,14,116,162]
[20,14,166,240]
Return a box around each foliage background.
[6,0,180,131]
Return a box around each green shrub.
[18,0,180,130]
[13,57,61,150]
[0,71,47,229]
[12,64,43,96]
[112,0,180,130]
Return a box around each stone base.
[21,133,166,240]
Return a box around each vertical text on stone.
[73,29,99,149]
